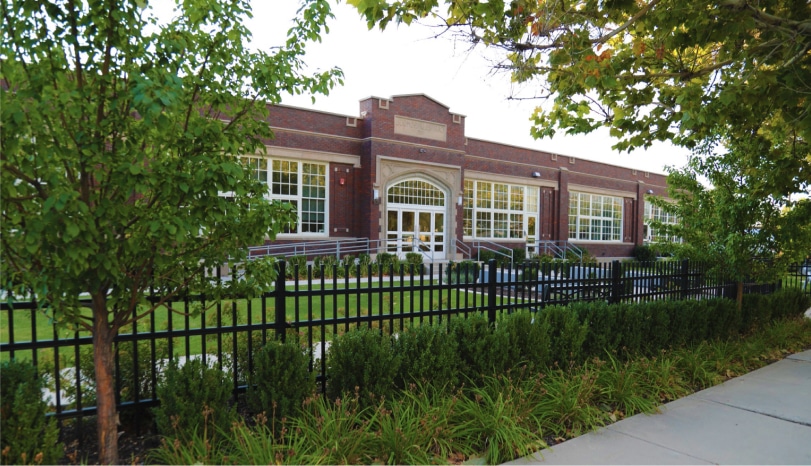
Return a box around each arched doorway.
[385,178,447,260]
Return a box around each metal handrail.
[534,240,583,261]
[248,238,375,259]
[455,239,472,260]
[473,240,513,263]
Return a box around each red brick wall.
[256,95,671,257]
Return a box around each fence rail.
[1,258,809,437]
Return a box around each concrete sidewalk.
[509,349,811,465]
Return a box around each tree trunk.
[92,293,119,465]
[736,280,744,311]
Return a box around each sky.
[245,1,691,175]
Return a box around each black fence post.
[487,259,497,324]
[680,259,689,300]
[275,260,287,343]
[610,260,622,304]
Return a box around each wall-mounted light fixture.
[418,148,427,153]
[646,189,654,194]
[532,172,541,178]
[373,188,380,204]
[457,195,463,206]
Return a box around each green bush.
[154,358,236,438]
[632,245,658,262]
[373,252,398,275]
[535,305,589,365]
[247,339,315,420]
[445,260,478,284]
[449,314,511,383]
[511,247,527,264]
[326,327,401,405]
[404,252,425,274]
[496,311,552,371]
[477,249,496,264]
[497,248,513,266]
[285,255,308,279]
[0,360,63,465]
[313,255,339,278]
[394,323,460,390]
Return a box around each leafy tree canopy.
[1,0,342,463]
[351,0,811,200]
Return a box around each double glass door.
[386,209,445,260]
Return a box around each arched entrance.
[385,178,447,260]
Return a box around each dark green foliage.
[497,248,513,266]
[326,327,401,405]
[704,298,740,341]
[511,247,527,264]
[445,260,478,284]
[154,358,236,438]
[313,255,339,278]
[535,305,589,365]
[394,323,460,389]
[477,249,496,264]
[0,360,63,465]
[404,252,425,274]
[285,255,308,279]
[741,288,810,332]
[374,252,398,275]
[633,245,658,262]
[247,339,315,420]
[449,314,511,382]
[496,311,552,371]
[576,301,622,357]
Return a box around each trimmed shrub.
[394,323,460,389]
[632,245,657,262]
[247,339,315,420]
[496,310,552,371]
[477,249,496,264]
[326,327,401,405]
[373,252,398,275]
[404,252,425,274]
[536,305,588,365]
[449,314,511,383]
[313,255,339,278]
[0,360,62,465]
[154,358,236,438]
[285,255,308,279]
[445,260,478,284]
[511,247,527,264]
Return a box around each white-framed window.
[644,201,680,243]
[241,156,327,235]
[568,192,623,241]
[463,180,538,239]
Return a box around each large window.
[568,192,623,241]
[644,201,679,243]
[242,156,327,235]
[463,180,538,239]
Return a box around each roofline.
[466,136,668,177]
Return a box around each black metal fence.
[1,258,809,434]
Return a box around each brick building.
[249,93,671,262]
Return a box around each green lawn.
[1,279,518,365]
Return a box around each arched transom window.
[387,179,445,206]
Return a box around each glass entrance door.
[386,209,445,260]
